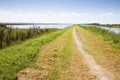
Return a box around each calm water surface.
[97,26,120,34]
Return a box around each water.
[6,24,72,29]
[97,26,120,34]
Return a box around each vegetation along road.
[1,25,120,80]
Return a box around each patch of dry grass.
[78,26,120,80]
[59,40,96,80]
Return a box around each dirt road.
[73,27,113,80]
[17,27,96,80]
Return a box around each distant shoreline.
[0,23,72,25]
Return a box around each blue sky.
[0,0,120,23]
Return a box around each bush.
[0,27,59,49]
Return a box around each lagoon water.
[83,25,120,34]
[7,24,120,34]
[7,24,72,29]
[97,26,120,34]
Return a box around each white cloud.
[0,9,89,23]
[0,9,120,24]
[99,12,114,17]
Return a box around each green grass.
[47,28,72,80]
[80,25,120,48]
[0,29,66,80]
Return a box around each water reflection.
[97,26,120,34]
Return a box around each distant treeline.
[0,26,59,49]
[85,23,120,28]
[86,23,100,25]
[102,24,120,28]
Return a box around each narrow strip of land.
[17,25,120,80]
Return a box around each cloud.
[99,12,114,17]
[0,9,120,24]
[0,9,90,23]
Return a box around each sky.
[0,0,120,24]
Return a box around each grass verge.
[0,29,66,80]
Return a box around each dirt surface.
[73,26,113,80]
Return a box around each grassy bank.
[80,25,120,48]
[0,28,66,80]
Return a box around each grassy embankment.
[0,28,66,80]
[78,25,120,80]
[80,25,120,48]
